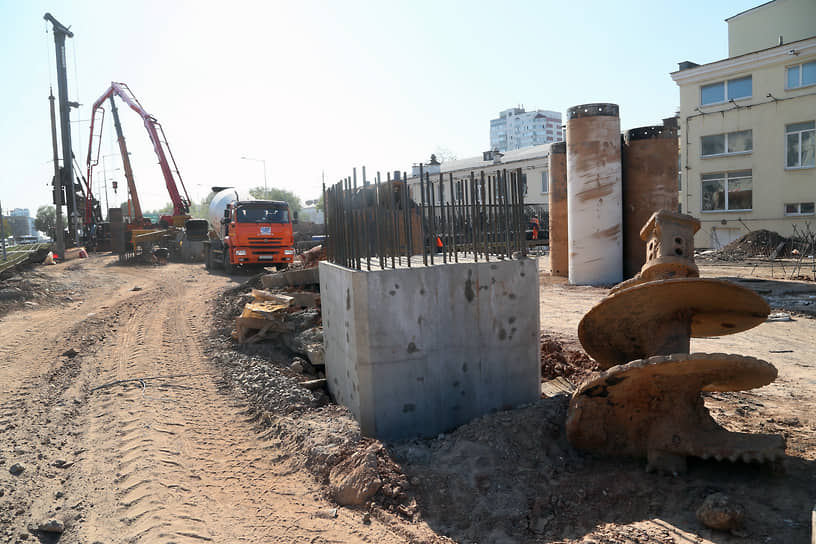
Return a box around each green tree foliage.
[0,216,11,238]
[34,205,56,237]
[248,187,302,214]
[143,202,174,216]
[188,192,215,219]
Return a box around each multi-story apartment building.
[489,107,562,152]
[671,0,816,249]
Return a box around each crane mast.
[109,95,143,223]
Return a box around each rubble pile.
[210,269,419,517]
[707,229,791,261]
[0,269,80,318]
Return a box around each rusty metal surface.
[621,128,680,279]
[548,143,568,277]
[566,353,785,472]
[567,211,781,473]
[324,167,527,270]
[566,103,619,120]
[578,278,770,369]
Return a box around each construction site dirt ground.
[0,254,814,544]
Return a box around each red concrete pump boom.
[86,82,191,225]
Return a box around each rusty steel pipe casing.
[621,125,680,279]
[548,141,568,277]
[566,103,623,286]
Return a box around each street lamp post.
[240,156,267,198]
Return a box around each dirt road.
[0,255,428,543]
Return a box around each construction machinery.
[204,187,296,273]
[85,82,208,260]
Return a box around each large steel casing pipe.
[566,103,622,285]
[548,141,568,277]
[621,125,679,279]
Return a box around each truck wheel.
[223,249,236,275]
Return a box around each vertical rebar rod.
[348,177,356,269]
[374,172,383,270]
[449,173,458,262]
[343,178,349,268]
[427,172,436,266]
[517,169,525,256]
[418,166,427,266]
[503,169,511,259]
[386,172,397,268]
[403,172,412,267]
[510,170,519,256]
[322,181,329,262]
[469,172,478,261]
[438,172,446,264]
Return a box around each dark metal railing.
[324,167,529,270]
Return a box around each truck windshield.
[236,206,289,223]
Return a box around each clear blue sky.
[0,0,760,216]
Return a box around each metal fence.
[324,166,530,270]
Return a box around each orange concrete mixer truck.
[204,187,296,273]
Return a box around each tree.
[143,202,173,216]
[0,216,10,239]
[188,192,216,219]
[314,193,324,213]
[248,187,302,214]
[35,205,56,237]
[433,146,458,163]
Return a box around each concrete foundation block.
[319,259,540,441]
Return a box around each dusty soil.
[0,255,439,543]
[1,254,814,544]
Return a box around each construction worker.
[529,216,540,241]
[436,235,444,253]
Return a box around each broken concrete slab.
[260,267,320,290]
[285,267,319,287]
[291,327,324,367]
[261,273,288,289]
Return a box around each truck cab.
[226,200,295,266]
[205,194,296,273]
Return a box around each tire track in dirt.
[77,266,419,543]
[2,259,434,543]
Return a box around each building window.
[701,170,752,212]
[785,202,815,215]
[541,171,549,194]
[786,121,815,168]
[701,130,752,157]
[701,75,752,105]
[787,61,816,89]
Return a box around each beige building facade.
[671,0,816,249]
